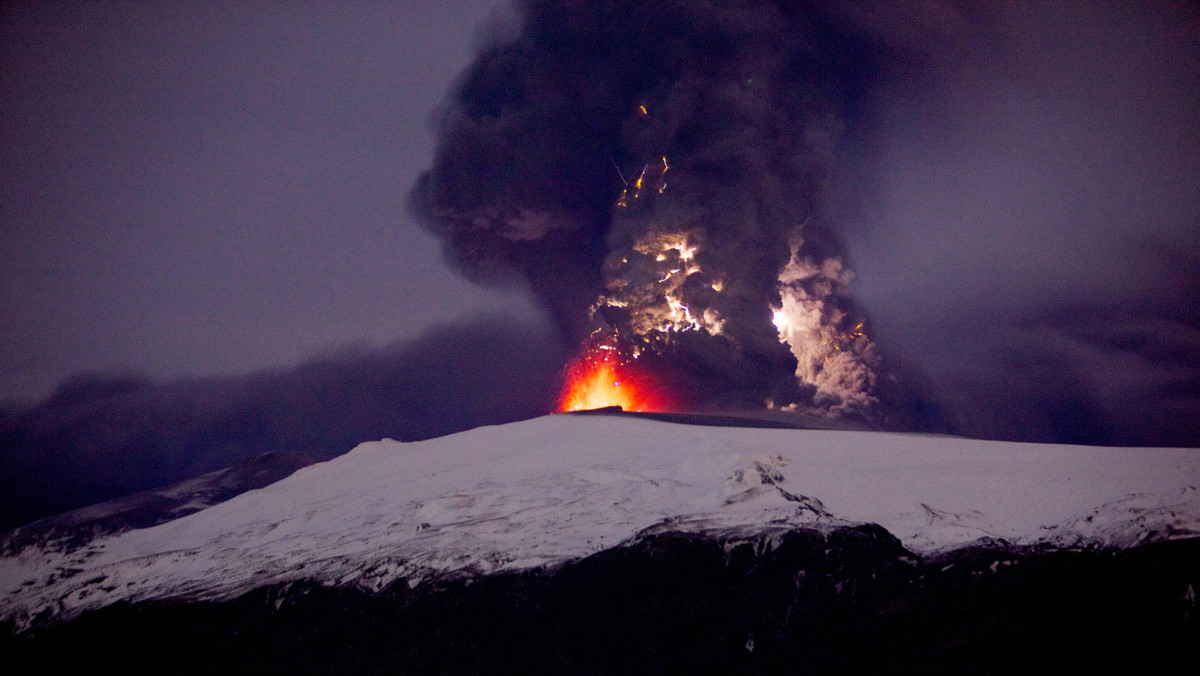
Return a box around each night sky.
[1,1,1198,528]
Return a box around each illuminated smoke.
[594,229,725,337]
[772,243,880,416]
[411,0,907,418]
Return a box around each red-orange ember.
[557,336,672,412]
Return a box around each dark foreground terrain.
[5,524,1197,674]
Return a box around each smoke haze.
[842,0,1200,444]
[0,317,567,531]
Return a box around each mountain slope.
[0,450,327,556]
[3,412,1197,638]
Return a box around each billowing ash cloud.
[411,0,909,420]
[412,0,1200,445]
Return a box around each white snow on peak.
[2,414,1198,632]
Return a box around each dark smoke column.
[411,0,888,419]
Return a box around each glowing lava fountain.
[557,336,673,412]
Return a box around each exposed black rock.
[4,525,1197,674]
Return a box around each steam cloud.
[411,0,916,422]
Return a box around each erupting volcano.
[411,0,929,429]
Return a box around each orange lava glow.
[559,359,641,412]
[557,339,671,412]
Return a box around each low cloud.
[0,316,567,531]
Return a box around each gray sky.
[1,0,538,401]
[846,0,1199,324]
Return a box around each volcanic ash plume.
[410,0,890,419]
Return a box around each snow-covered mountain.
[3,412,1198,671]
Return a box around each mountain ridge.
[3,413,1197,638]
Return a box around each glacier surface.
[2,413,1197,632]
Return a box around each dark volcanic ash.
[410,0,907,421]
